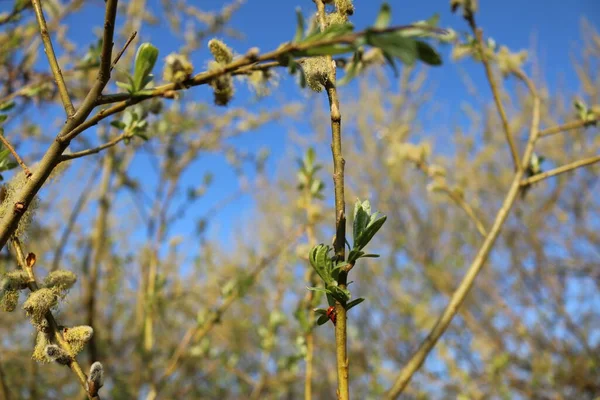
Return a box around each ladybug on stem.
[326,306,337,325]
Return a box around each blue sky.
[2,0,599,251]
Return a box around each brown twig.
[0,0,119,250]
[111,31,137,71]
[0,131,31,177]
[31,0,75,117]
[521,154,600,186]
[59,133,130,162]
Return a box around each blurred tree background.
[0,0,599,399]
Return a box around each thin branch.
[469,20,520,170]
[0,360,10,400]
[385,66,542,400]
[0,132,31,177]
[314,1,349,399]
[10,237,99,400]
[539,118,598,138]
[0,17,434,251]
[415,162,487,236]
[59,133,129,162]
[111,31,137,72]
[92,24,447,106]
[31,0,75,117]
[0,0,119,250]
[521,154,600,186]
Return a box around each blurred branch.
[149,228,304,400]
[415,161,487,236]
[521,154,600,186]
[0,360,10,400]
[0,131,31,177]
[51,162,103,271]
[31,0,75,117]
[385,65,543,399]
[539,118,598,138]
[468,19,520,170]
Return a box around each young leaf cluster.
[308,199,386,326]
[116,43,159,95]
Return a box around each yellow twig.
[521,154,600,186]
[31,0,75,117]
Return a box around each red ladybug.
[326,306,337,325]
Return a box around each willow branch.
[0,0,119,251]
[59,133,129,162]
[111,31,137,72]
[469,20,520,170]
[0,131,31,177]
[10,237,98,400]
[539,118,598,138]
[313,2,349,399]
[385,67,542,400]
[31,0,75,117]
[521,154,600,186]
[416,162,487,237]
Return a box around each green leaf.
[0,101,15,112]
[367,31,417,65]
[338,50,363,86]
[314,308,328,316]
[345,297,365,311]
[360,254,380,258]
[347,249,364,265]
[317,314,330,325]
[306,286,330,295]
[295,44,355,57]
[134,132,149,141]
[356,214,387,250]
[133,43,159,92]
[110,120,127,130]
[374,3,391,29]
[0,115,6,123]
[415,41,442,65]
[302,23,354,44]
[328,285,351,304]
[309,244,334,285]
[353,199,370,246]
[294,8,305,43]
[382,51,399,76]
[116,81,133,92]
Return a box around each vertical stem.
[30,0,75,117]
[0,361,10,400]
[85,147,114,363]
[314,1,348,398]
[304,223,318,400]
